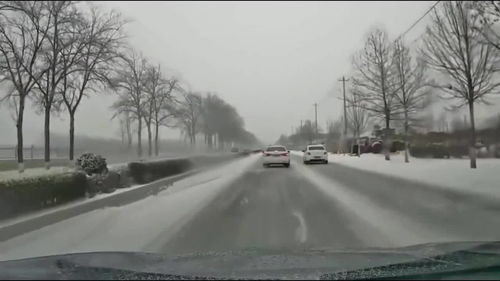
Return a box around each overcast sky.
[4,1,499,146]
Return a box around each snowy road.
[1,152,500,261]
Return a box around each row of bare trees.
[105,49,261,157]
[0,1,126,172]
[348,1,500,168]
[108,48,259,158]
[109,49,180,158]
[1,1,258,172]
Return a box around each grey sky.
[4,1,498,146]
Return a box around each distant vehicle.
[230,147,239,153]
[262,145,290,168]
[303,144,328,164]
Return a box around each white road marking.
[292,210,308,243]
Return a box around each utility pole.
[314,103,318,143]
[338,76,349,136]
[338,76,349,155]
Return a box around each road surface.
[1,153,500,261]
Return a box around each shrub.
[448,144,468,158]
[409,145,429,158]
[428,143,450,158]
[391,140,405,152]
[410,143,450,158]
[76,153,108,175]
[86,171,121,198]
[0,172,86,220]
[128,158,193,184]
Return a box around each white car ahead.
[303,144,328,164]
[262,145,290,168]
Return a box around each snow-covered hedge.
[0,172,86,220]
[128,158,193,184]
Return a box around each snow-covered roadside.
[0,154,260,261]
[293,150,500,200]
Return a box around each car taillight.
[282,153,288,156]
[307,152,311,155]
[264,153,270,157]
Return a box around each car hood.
[1,241,500,280]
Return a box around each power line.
[394,0,441,43]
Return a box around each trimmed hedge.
[448,144,469,158]
[128,158,193,184]
[0,172,86,220]
[0,154,245,221]
[391,141,405,152]
[410,144,450,159]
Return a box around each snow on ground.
[292,161,464,247]
[0,154,260,261]
[292,151,500,200]
[0,167,74,182]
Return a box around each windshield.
[308,146,325,150]
[266,146,286,151]
[1,1,500,279]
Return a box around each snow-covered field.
[300,151,500,200]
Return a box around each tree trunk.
[137,116,142,157]
[69,112,75,161]
[191,126,196,147]
[16,95,25,173]
[468,101,477,169]
[44,106,51,169]
[154,124,159,156]
[384,116,391,161]
[218,134,224,151]
[207,133,213,149]
[126,113,132,149]
[147,122,152,157]
[404,110,409,163]
[356,132,361,157]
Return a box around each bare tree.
[142,64,178,156]
[346,89,369,156]
[352,28,400,161]
[473,1,500,50]
[392,39,429,163]
[110,49,148,157]
[124,111,133,149]
[173,91,202,148]
[29,1,80,169]
[421,1,500,169]
[153,77,178,156]
[60,5,125,160]
[0,1,51,172]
